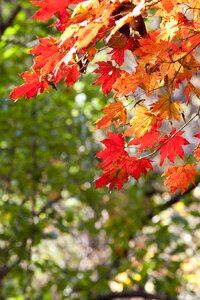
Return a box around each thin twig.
[0,5,21,37]
[89,289,177,300]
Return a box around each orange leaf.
[161,0,176,13]
[194,144,200,162]
[113,72,139,98]
[150,94,182,122]
[184,81,200,104]
[125,105,157,138]
[162,164,197,194]
[96,101,127,129]
[30,37,64,76]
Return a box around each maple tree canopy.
[10,0,200,194]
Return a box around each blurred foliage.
[0,1,200,300]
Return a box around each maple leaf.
[59,24,79,46]
[125,105,158,138]
[127,157,153,180]
[96,101,127,129]
[10,0,200,194]
[76,23,103,49]
[95,158,129,190]
[157,128,189,166]
[93,62,121,95]
[30,37,65,75]
[113,72,139,98]
[162,164,197,194]
[134,32,169,67]
[156,16,180,42]
[150,94,182,122]
[9,71,49,100]
[109,48,125,66]
[128,122,161,151]
[194,133,200,139]
[96,154,153,190]
[184,81,200,104]
[161,0,176,13]
[31,0,70,21]
[106,0,145,42]
[194,144,200,162]
[96,132,128,171]
[96,132,130,190]
[96,131,153,190]
[53,11,70,32]
[64,64,80,87]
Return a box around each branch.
[0,265,10,280]
[0,258,20,280]
[147,176,200,221]
[89,290,177,300]
[0,5,21,37]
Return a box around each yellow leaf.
[125,105,157,137]
[71,0,99,17]
[76,22,103,49]
[150,94,182,121]
[59,24,79,46]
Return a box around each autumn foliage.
[10,0,200,193]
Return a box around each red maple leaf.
[96,132,128,171]
[128,122,161,151]
[95,158,129,190]
[9,71,49,100]
[109,48,125,66]
[157,128,189,166]
[96,132,131,189]
[127,157,153,180]
[108,37,138,66]
[52,11,70,32]
[93,62,121,94]
[194,133,200,139]
[64,64,80,87]
[96,132,153,189]
[96,155,153,190]
[30,37,65,74]
[31,0,70,21]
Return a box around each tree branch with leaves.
[9,0,200,195]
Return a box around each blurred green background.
[0,1,200,299]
